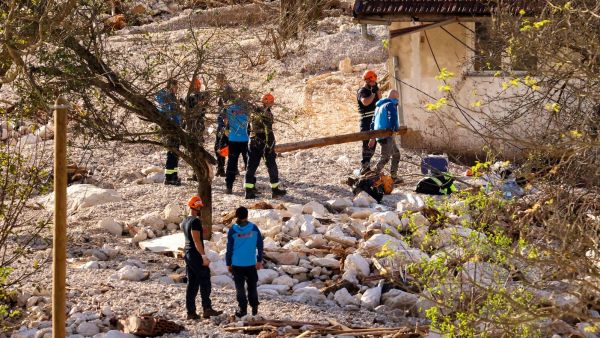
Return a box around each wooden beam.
[275,127,407,154]
[52,96,68,338]
[390,18,458,38]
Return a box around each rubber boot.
[216,167,226,177]
[272,186,287,198]
[202,308,223,319]
[245,188,257,199]
[235,307,247,318]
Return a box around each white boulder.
[461,261,509,288]
[248,209,282,228]
[209,261,229,276]
[286,204,304,215]
[146,172,165,184]
[344,253,370,278]
[309,255,340,269]
[326,198,353,212]
[272,275,297,288]
[361,284,382,310]
[334,288,360,307]
[347,207,373,219]
[325,226,357,245]
[117,266,147,281]
[396,193,425,212]
[302,201,327,217]
[257,284,290,295]
[280,265,309,275]
[103,331,138,338]
[435,226,487,249]
[98,218,122,236]
[360,234,409,255]
[381,289,418,309]
[138,212,165,231]
[42,184,122,213]
[163,203,183,224]
[211,275,234,288]
[76,322,99,337]
[353,191,376,207]
[369,211,401,228]
[35,125,54,140]
[257,269,279,284]
[19,134,41,145]
[267,251,300,265]
[80,261,100,270]
[141,166,162,175]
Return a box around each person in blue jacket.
[155,79,183,185]
[370,90,403,183]
[226,206,264,317]
[224,92,251,194]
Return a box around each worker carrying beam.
[244,93,287,199]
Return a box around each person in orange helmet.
[244,93,286,199]
[181,196,223,320]
[357,70,382,174]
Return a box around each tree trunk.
[196,161,213,240]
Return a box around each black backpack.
[416,175,456,195]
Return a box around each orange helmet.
[192,78,201,91]
[218,146,229,157]
[188,196,204,210]
[261,93,275,104]
[363,70,377,82]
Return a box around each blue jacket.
[226,103,249,142]
[226,221,263,267]
[371,98,399,140]
[155,89,182,125]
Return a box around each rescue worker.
[224,91,250,194]
[357,70,382,174]
[244,93,287,199]
[370,90,403,183]
[181,196,223,320]
[215,74,234,177]
[185,77,208,181]
[226,206,263,317]
[156,79,182,186]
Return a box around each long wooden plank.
[275,127,408,154]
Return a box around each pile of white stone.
[1,120,54,146]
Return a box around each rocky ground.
[4,3,599,338]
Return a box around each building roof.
[353,0,532,20]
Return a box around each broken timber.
[274,127,408,154]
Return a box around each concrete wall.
[388,21,525,158]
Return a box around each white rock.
[11,328,38,338]
[326,198,353,211]
[19,134,41,145]
[410,213,430,228]
[347,207,373,219]
[369,211,401,228]
[80,261,100,270]
[248,209,282,228]
[280,265,308,275]
[286,204,304,215]
[146,172,165,183]
[117,266,146,281]
[141,166,162,175]
[211,275,234,288]
[299,215,318,238]
[334,288,360,307]
[138,212,165,231]
[305,234,328,248]
[435,226,487,249]
[353,191,376,208]
[41,184,122,213]
[381,289,418,309]
[132,231,147,243]
[360,234,409,255]
[302,201,327,217]
[461,261,509,288]
[76,322,99,337]
[267,251,300,265]
[257,269,279,284]
[361,284,382,310]
[0,128,8,141]
[576,322,599,338]
[35,125,54,140]
[101,305,113,317]
[309,255,340,269]
[272,275,297,288]
[292,286,326,303]
[257,288,280,296]
[103,331,138,338]
[263,237,281,250]
[209,260,229,276]
[257,284,290,294]
[344,253,370,278]
[396,193,425,212]
[163,203,183,224]
[283,238,305,250]
[166,223,178,231]
[98,218,122,236]
[325,226,357,245]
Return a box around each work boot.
[251,305,258,316]
[271,186,287,198]
[202,308,223,319]
[216,167,226,177]
[225,187,233,195]
[164,178,181,186]
[245,188,257,199]
[186,312,200,320]
[235,307,247,318]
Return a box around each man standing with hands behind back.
[357,70,382,174]
[181,196,223,320]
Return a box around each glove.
[371,85,379,95]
